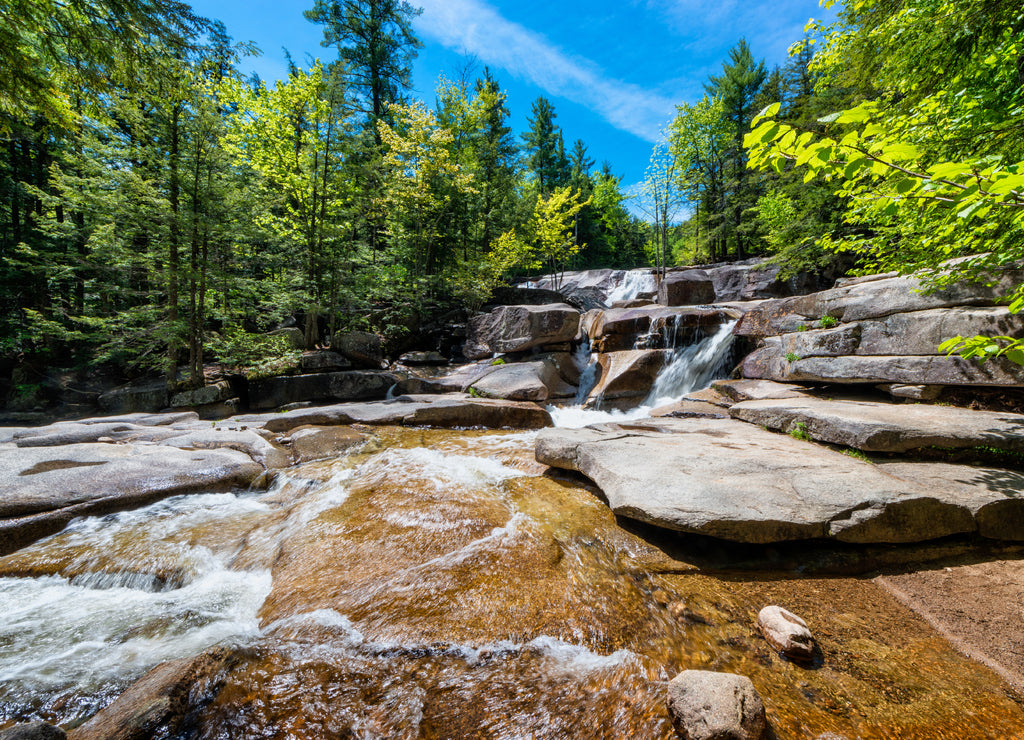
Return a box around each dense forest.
[1,0,1022,398]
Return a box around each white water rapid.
[605,270,656,304]
[548,320,737,429]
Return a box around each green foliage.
[784,352,801,363]
[490,357,506,366]
[819,315,839,329]
[206,327,302,379]
[789,421,811,441]
[842,448,871,462]
[746,0,1024,366]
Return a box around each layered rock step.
[736,268,1024,390]
[729,396,1024,453]
[535,417,1024,544]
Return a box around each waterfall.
[644,321,737,408]
[605,270,656,303]
[549,320,736,428]
[572,336,600,406]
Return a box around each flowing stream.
[1,427,1022,737]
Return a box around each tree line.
[0,0,647,389]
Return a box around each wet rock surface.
[757,606,815,663]
[469,359,575,402]
[0,724,66,740]
[535,417,1024,544]
[1,428,1023,739]
[666,670,766,740]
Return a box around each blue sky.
[188,0,833,192]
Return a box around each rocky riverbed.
[2,262,1024,739]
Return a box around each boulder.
[463,304,581,360]
[877,383,943,401]
[0,724,66,740]
[0,444,262,555]
[68,649,237,740]
[169,381,234,408]
[262,394,551,433]
[757,605,815,663]
[299,351,351,373]
[520,268,625,300]
[470,360,575,402]
[666,670,766,740]
[586,306,740,353]
[392,362,495,395]
[729,396,1024,453]
[657,270,716,307]
[248,371,398,411]
[97,380,168,415]
[561,286,609,312]
[742,343,1024,388]
[586,350,672,404]
[534,417,1024,544]
[282,425,366,463]
[330,331,384,369]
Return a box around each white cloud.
[415,0,677,142]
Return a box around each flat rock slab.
[262,394,551,433]
[729,396,1024,453]
[534,417,1024,544]
[710,378,808,403]
[743,345,1024,388]
[0,443,261,555]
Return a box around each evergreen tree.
[522,97,563,194]
[705,38,767,259]
[304,0,422,131]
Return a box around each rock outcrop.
[729,396,1024,453]
[248,370,398,411]
[463,303,581,360]
[261,394,552,433]
[534,417,1024,544]
[0,442,262,556]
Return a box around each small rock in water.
[651,588,671,606]
[668,600,712,625]
[757,605,815,663]
[0,724,67,740]
[667,670,767,740]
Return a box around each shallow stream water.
[1,426,1023,738]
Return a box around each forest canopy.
[1,0,1022,390]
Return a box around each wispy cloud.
[415,0,677,142]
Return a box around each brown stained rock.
[757,605,815,663]
[586,349,672,403]
[68,649,238,740]
[282,425,366,463]
[666,670,767,740]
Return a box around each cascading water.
[548,319,737,428]
[605,269,656,304]
[643,320,737,408]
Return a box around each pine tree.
[705,38,767,259]
[522,97,563,194]
[304,0,422,131]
